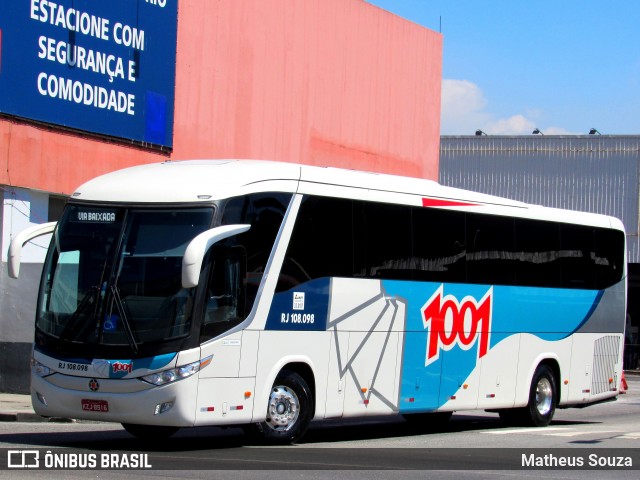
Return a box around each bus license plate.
[81,399,109,412]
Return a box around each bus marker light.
[463,384,468,389]
[582,389,591,393]
[486,394,495,398]
[450,396,456,400]
[200,356,213,369]
[363,400,370,405]
[408,398,415,403]
[230,405,243,411]
[361,388,367,393]
[564,380,569,385]
[244,391,252,398]
[200,406,215,412]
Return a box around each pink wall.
[1,0,442,195]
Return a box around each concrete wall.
[0,264,41,393]
[0,188,50,393]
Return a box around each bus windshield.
[36,205,214,358]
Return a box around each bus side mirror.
[8,222,57,279]
[182,224,251,289]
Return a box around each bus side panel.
[512,335,572,408]
[199,332,243,378]
[341,331,401,416]
[195,332,254,425]
[252,331,330,422]
[568,333,596,405]
[385,281,496,414]
[239,330,260,377]
[567,332,623,404]
[383,281,608,414]
[439,349,480,410]
[474,333,521,409]
[194,377,256,425]
[326,278,405,417]
[324,330,348,418]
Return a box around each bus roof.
[72,159,518,205]
[71,160,623,231]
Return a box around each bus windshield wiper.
[58,286,99,342]
[109,285,139,355]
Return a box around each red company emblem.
[88,378,100,392]
[421,285,493,366]
[112,361,132,374]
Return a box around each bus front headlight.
[141,355,212,386]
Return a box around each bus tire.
[121,423,180,440]
[499,364,557,427]
[246,370,313,445]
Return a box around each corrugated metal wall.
[439,136,640,263]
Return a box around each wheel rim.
[265,385,300,432]
[535,377,553,416]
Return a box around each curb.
[0,412,74,423]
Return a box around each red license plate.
[81,399,109,412]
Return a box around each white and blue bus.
[9,160,627,444]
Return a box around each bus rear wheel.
[499,364,557,427]
[245,370,313,445]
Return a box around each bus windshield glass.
[36,205,214,357]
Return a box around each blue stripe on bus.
[265,278,331,331]
[381,280,602,412]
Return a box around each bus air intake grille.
[591,335,620,395]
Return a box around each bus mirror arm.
[8,222,57,279]
[182,224,251,289]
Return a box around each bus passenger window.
[466,213,516,286]
[412,207,466,283]
[276,196,355,292]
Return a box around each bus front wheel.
[499,364,557,427]
[245,370,313,445]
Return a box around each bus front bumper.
[31,372,199,427]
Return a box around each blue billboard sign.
[0,0,177,148]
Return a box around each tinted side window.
[559,224,596,289]
[466,213,516,285]
[515,219,561,287]
[360,202,412,280]
[594,228,625,289]
[412,207,466,283]
[276,196,355,292]
[277,195,624,291]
